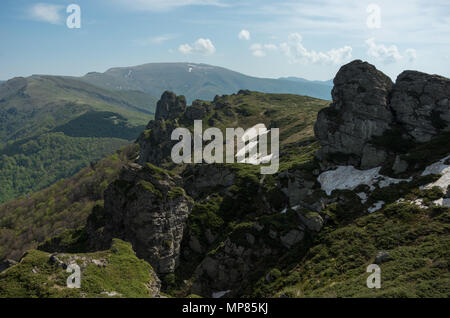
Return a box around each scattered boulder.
[374,251,392,264]
[297,211,324,232]
[0,259,18,273]
[280,230,304,248]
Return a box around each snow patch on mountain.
[421,155,450,191]
[318,166,410,196]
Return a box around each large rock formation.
[315,60,450,169]
[137,91,212,166]
[391,71,450,142]
[87,163,193,274]
[155,91,187,120]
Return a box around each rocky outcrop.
[137,91,212,166]
[0,259,18,273]
[86,163,193,274]
[155,91,187,120]
[137,118,180,166]
[391,71,450,142]
[182,164,236,199]
[314,60,450,169]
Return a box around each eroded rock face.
[155,91,186,120]
[314,60,450,169]
[88,163,193,274]
[182,164,236,199]
[391,71,450,142]
[137,91,211,166]
[314,60,394,169]
[137,119,179,166]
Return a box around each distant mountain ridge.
[279,76,333,86]
[81,62,332,103]
[0,75,157,203]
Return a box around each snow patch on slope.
[318,166,410,196]
[421,155,450,191]
[368,201,385,213]
[212,290,231,298]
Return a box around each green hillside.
[0,239,160,298]
[0,144,138,261]
[0,76,156,203]
[1,90,448,298]
[81,63,332,103]
[0,91,327,263]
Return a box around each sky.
[0,0,449,81]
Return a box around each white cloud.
[238,29,251,41]
[405,48,417,63]
[28,3,63,24]
[249,43,278,57]
[179,38,216,55]
[152,34,176,44]
[179,43,193,54]
[113,0,227,11]
[135,34,177,46]
[280,33,352,64]
[365,38,416,64]
[250,44,265,57]
[264,44,278,50]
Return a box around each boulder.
[280,230,304,248]
[390,71,450,142]
[314,60,394,168]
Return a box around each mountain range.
[279,77,333,86]
[0,60,449,298]
[81,63,333,103]
[0,62,333,204]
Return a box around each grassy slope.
[0,144,138,261]
[0,76,156,203]
[0,75,156,144]
[247,200,450,298]
[148,91,329,172]
[1,90,448,298]
[0,239,159,298]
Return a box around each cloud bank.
[280,33,352,64]
[365,38,417,64]
[113,0,227,11]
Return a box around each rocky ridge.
[1,60,449,298]
[315,60,450,170]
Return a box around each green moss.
[260,201,450,298]
[144,162,175,178]
[188,196,224,240]
[138,180,162,199]
[168,186,185,199]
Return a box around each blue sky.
[1,0,449,81]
